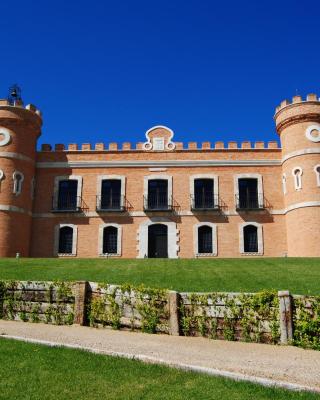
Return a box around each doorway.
[148,224,168,258]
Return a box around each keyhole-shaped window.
[315,165,320,187]
[13,171,24,195]
[292,168,302,191]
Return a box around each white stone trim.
[143,126,176,151]
[193,222,217,257]
[137,218,179,258]
[0,151,34,163]
[96,175,126,208]
[37,159,281,169]
[54,224,78,256]
[282,148,320,163]
[189,174,219,206]
[143,174,173,207]
[314,165,320,187]
[234,173,263,208]
[0,127,11,147]
[239,222,263,255]
[305,124,320,143]
[282,173,287,195]
[98,223,122,256]
[53,175,82,208]
[0,204,31,215]
[292,167,303,191]
[12,170,24,195]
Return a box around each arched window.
[198,225,213,254]
[282,174,287,195]
[58,226,74,254]
[13,171,24,195]
[314,165,320,187]
[103,226,118,254]
[292,167,302,191]
[243,225,258,253]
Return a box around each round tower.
[0,95,42,257]
[275,93,320,257]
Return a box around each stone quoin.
[0,93,319,258]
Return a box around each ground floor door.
[148,224,168,258]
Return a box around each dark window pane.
[198,225,213,253]
[238,178,258,209]
[58,180,78,210]
[103,226,118,254]
[194,179,214,208]
[101,180,121,209]
[58,226,73,254]
[243,225,258,253]
[148,224,168,258]
[147,179,168,209]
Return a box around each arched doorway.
[148,224,168,258]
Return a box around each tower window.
[315,165,320,187]
[282,174,287,195]
[292,167,303,191]
[13,171,24,195]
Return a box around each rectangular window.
[194,179,214,209]
[238,178,259,209]
[57,180,78,211]
[100,180,122,210]
[147,179,168,210]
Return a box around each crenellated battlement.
[275,93,319,114]
[40,140,279,152]
[0,99,42,119]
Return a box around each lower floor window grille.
[103,227,118,254]
[198,226,213,253]
[58,227,73,254]
[244,225,258,253]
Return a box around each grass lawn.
[0,338,318,400]
[0,257,319,294]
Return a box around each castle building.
[0,93,319,258]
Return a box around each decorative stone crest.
[0,127,11,147]
[143,126,176,151]
[305,124,320,143]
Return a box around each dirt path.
[1,320,320,393]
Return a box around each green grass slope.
[0,257,319,294]
[0,339,318,400]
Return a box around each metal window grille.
[243,225,258,253]
[103,226,118,254]
[58,226,73,254]
[198,225,213,253]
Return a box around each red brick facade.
[0,94,319,258]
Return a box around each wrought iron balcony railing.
[52,195,82,212]
[191,194,220,211]
[143,194,173,211]
[235,193,265,211]
[96,195,126,212]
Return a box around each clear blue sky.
[0,0,319,147]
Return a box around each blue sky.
[0,0,319,147]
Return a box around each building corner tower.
[0,97,42,257]
[275,93,320,257]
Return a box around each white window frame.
[53,175,83,208]
[54,224,78,256]
[314,165,320,187]
[190,174,219,208]
[13,171,24,195]
[234,173,263,209]
[97,175,126,209]
[98,223,122,256]
[282,173,287,195]
[239,222,263,256]
[292,167,303,191]
[137,218,179,258]
[193,222,217,257]
[143,174,173,208]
